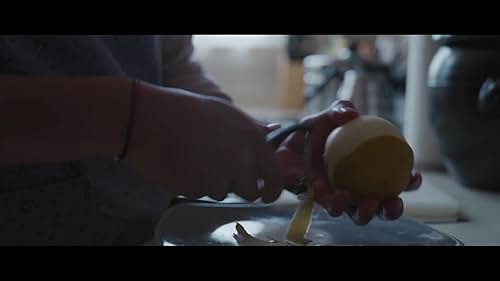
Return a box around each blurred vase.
[428,35,500,191]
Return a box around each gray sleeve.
[160,35,232,102]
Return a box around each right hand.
[124,82,283,202]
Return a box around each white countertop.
[416,171,500,245]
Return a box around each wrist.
[0,76,135,164]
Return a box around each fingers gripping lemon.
[323,116,414,200]
[234,116,414,246]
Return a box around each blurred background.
[192,35,408,127]
[191,35,500,192]
[186,35,500,245]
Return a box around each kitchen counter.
[148,170,500,246]
[419,171,500,245]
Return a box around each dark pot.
[428,35,500,191]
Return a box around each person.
[0,35,421,245]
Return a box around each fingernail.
[334,106,349,113]
[332,100,355,110]
[409,174,423,191]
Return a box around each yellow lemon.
[323,116,414,200]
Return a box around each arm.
[0,74,283,201]
[0,75,133,164]
[159,35,232,102]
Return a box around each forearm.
[0,75,133,164]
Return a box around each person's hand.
[124,82,283,202]
[273,100,422,225]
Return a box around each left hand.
[262,100,422,225]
